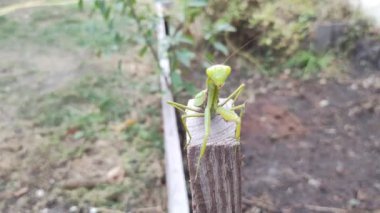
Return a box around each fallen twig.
[13,187,29,198]
[304,204,347,213]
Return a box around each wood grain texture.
[186,99,242,213]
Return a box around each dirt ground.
[241,68,380,212]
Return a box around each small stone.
[325,128,337,135]
[319,99,329,108]
[299,141,310,149]
[350,84,358,90]
[284,69,291,76]
[40,208,49,213]
[319,78,327,85]
[374,183,380,190]
[308,178,321,188]
[259,116,267,122]
[348,198,360,207]
[89,207,98,213]
[344,124,354,132]
[69,206,79,213]
[281,207,292,213]
[348,107,361,117]
[286,187,293,194]
[35,189,45,198]
[336,161,344,175]
[347,150,357,158]
[286,82,294,89]
[357,190,368,200]
[259,87,267,94]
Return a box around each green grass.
[19,69,160,142]
[0,6,132,53]
[0,5,165,210]
[21,68,164,207]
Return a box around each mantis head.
[206,64,231,88]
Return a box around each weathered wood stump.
[186,99,242,213]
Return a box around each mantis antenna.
[222,35,256,65]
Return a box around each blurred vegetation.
[0,5,164,210]
[19,68,162,148]
[88,0,376,84]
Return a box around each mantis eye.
[206,64,231,87]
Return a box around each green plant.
[85,0,240,94]
[85,0,373,80]
[198,0,365,76]
[286,50,333,78]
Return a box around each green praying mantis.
[167,64,245,172]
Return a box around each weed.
[19,72,128,140]
[286,50,333,78]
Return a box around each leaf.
[78,0,83,10]
[114,32,123,44]
[213,41,229,55]
[138,46,148,57]
[104,7,111,20]
[176,49,195,67]
[95,0,110,20]
[170,71,184,92]
[214,22,236,33]
[112,119,137,133]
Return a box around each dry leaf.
[13,187,28,197]
[106,166,125,183]
[112,119,136,132]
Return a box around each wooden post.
[186,99,242,213]
[155,2,190,213]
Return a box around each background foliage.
[88,0,375,85]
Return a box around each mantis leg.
[219,83,245,107]
[230,103,245,111]
[216,106,242,139]
[167,101,202,113]
[181,113,204,148]
[195,107,211,179]
[236,104,245,139]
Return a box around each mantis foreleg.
[236,104,245,139]
[181,113,204,148]
[230,103,245,111]
[219,84,245,107]
[167,101,202,113]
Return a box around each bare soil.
[241,70,380,212]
